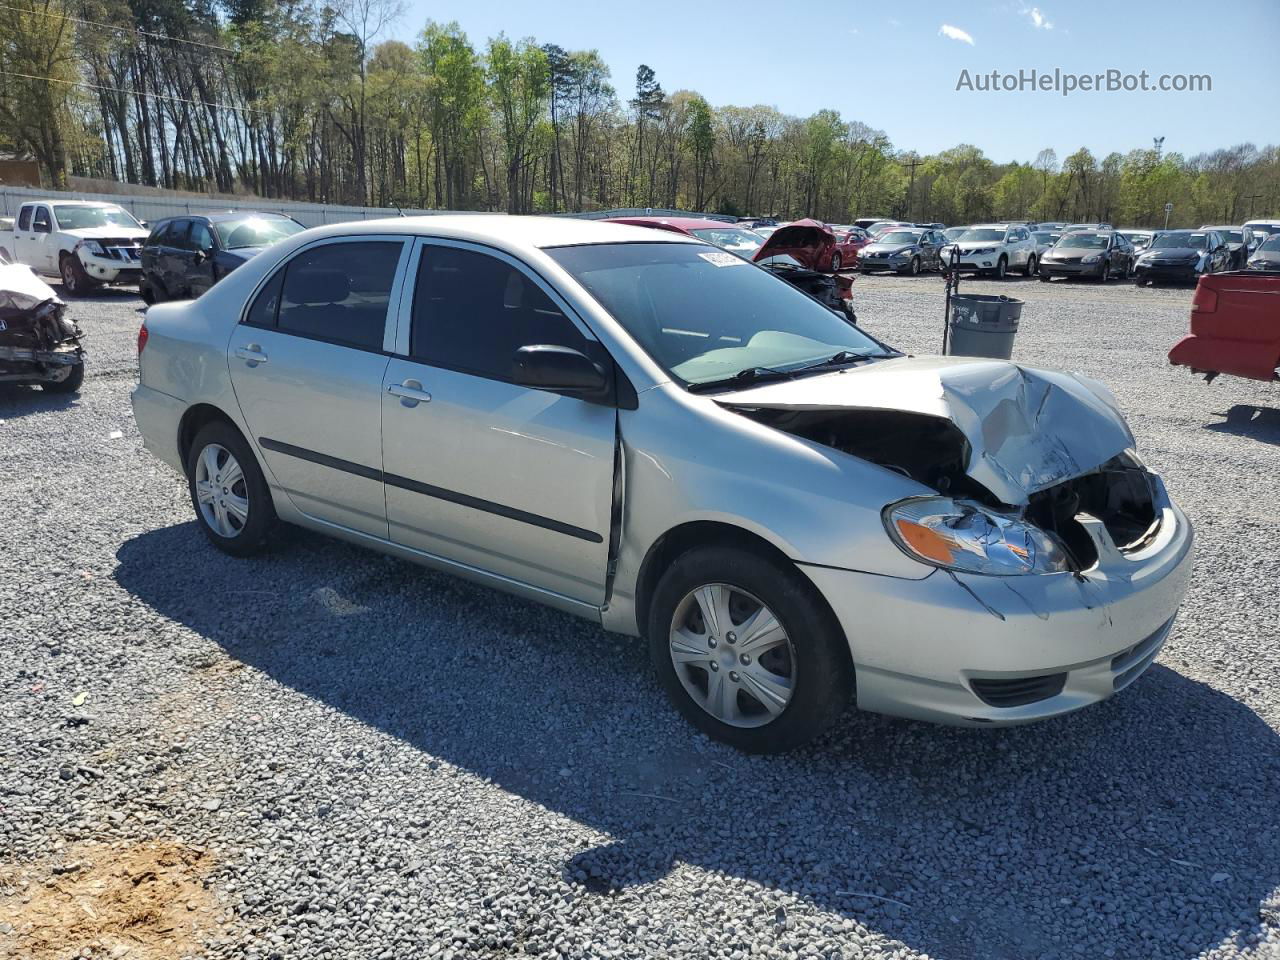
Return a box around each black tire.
[0,247,11,263]
[908,256,921,276]
[40,361,84,394]
[185,420,274,556]
[995,255,1007,280]
[1096,260,1109,283]
[59,253,96,296]
[647,546,854,753]
[1038,272,1052,282]
[1023,254,1037,277]
[830,251,842,271]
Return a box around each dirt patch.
[0,840,221,959]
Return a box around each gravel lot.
[2,270,1279,960]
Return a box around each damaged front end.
[719,356,1161,576]
[0,262,85,389]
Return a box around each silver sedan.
[132,216,1193,752]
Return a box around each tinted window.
[214,216,304,249]
[275,241,401,351]
[190,221,214,252]
[33,207,51,231]
[166,220,194,251]
[17,206,31,231]
[245,270,285,327]
[410,245,589,380]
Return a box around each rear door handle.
[388,379,431,406]
[234,344,268,366]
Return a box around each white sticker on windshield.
[698,250,746,267]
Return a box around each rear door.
[227,236,411,538]
[28,205,57,273]
[380,239,616,603]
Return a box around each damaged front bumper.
[800,480,1193,726]
[0,263,85,385]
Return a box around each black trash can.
[947,294,1022,359]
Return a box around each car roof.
[36,199,124,207]
[602,216,742,233]
[292,214,703,251]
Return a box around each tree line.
[2,0,1277,228]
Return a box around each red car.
[602,216,766,259]
[1168,271,1280,383]
[751,219,860,272]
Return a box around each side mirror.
[513,344,609,399]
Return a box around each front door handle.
[234,344,268,366]
[388,379,431,406]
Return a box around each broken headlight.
[884,497,1071,576]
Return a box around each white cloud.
[1022,6,1053,29]
[939,23,975,45]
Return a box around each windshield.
[690,227,765,257]
[1149,231,1209,249]
[943,228,966,240]
[1055,233,1109,250]
[53,204,141,230]
[547,242,888,388]
[1033,232,1060,244]
[214,216,305,249]
[1120,232,1150,243]
[1220,230,1242,243]
[876,231,921,245]
[958,228,1004,243]
[1254,235,1280,255]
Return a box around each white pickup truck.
[0,199,148,295]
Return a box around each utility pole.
[902,156,923,219]
[1164,202,1173,231]
[1153,136,1165,160]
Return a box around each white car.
[940,223,1038,278]
[131,215,1193,752]
[0,199,148,295]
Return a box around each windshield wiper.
[687,365,796,393]
[791,350,894,373]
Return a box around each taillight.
[137,322,149,355]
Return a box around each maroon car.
[1168,271,1280,384]
[602,217,766,260]
[752,219,860,272]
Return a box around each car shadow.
[0,382,80,419]
[1204,405,1280,446]
[114,523,1280,960]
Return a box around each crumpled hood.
[716,355,1135,505]
[0,262,61,313]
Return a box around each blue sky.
[394,0,1276,163]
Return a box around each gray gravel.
[2,273,1279,960]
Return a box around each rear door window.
[17,206,31,231]
[274,241,403,351]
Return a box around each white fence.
[0,184,484,228]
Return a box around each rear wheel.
[1097,260,1109,283]
[995,255,1008,280]
[186,421,274,556]
[59,253,95,296]
[908,256,921,276]
[1023,254,1037,277]
[648,546,853,753]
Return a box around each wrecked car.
[752,219,858,322]
[132,217,1192,753]
[1168,270,1280,384]
[0,254,85,393]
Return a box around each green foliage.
[0,0,1274,222]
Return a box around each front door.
[187,220,218,297]
[227,236,410,538]
[380,240,616,603]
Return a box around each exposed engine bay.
[0,260,85,389]
[730,404,1159,572]
[758,261,857,324]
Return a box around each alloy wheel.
[61,258,78,293]
[668,583,796,728]
[194,443,250,538]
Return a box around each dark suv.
[140,212,304,303]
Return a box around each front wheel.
[186,421,274,556]
[59,254,95,297]
[830,251,842,271]
[1097,261,1109,282]
[995,256,1008,280]
[907,256,921,276]
[648,546,853,753]
[40,361,84,394]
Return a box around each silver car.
[132,217,1194,752]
